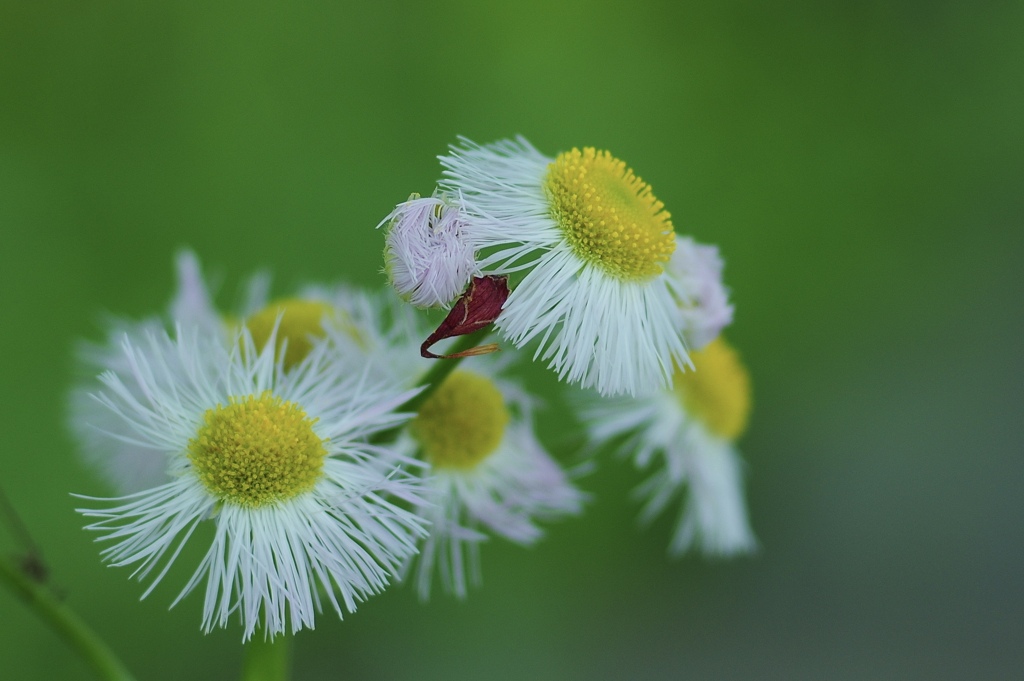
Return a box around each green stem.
[0,556,137,681]
[373,329,490,444]
[404,329,491,413]
[241,634,290,681]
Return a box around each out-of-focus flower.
[584,337,755,556]
[669,236,733,350]
[403,368,584,599]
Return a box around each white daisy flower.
[669,236,733,350]
[75,324,428,640]
[439,136,697,396]
[402,368,585,599]
[378,192,478,309]
[584,337,756,556]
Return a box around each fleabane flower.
[669,236,733,350]
[439,136,697,396]
[75,324,428,640]
[378,192,478,309]
[584,337,755,556]
[402,368,584,599]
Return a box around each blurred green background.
[2,1,1022,679]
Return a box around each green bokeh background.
[2,1,1022,679]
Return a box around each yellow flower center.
[673,338,751,441]
[188,391,328,507]
[410,371,509,470]
[544,147,676,281]
[245,299,335,369]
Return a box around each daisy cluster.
[71,136,756,641]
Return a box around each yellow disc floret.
[245,299,335,370]
[673,338,751,441]
[188,391,328,507]
[544,147,676,281]
[410,371,509,470]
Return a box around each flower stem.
[0,555,137,681]
[241,634,291,681]
[402,328,491,414]
[371,329,491,445]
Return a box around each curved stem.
[0,556,137,681]
[373,329,491,444]
[403,328,491,414]
[241,634,290,681]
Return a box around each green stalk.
[241,634,291,681]
[0,556,137,681]
[373,329,491,443]
[402,329,491,413]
